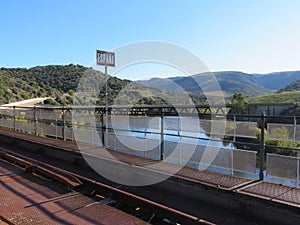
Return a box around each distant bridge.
[0,102,295,116]
[106,104,231,116]
[94,103,296,116]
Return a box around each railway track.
[0,147,214,225]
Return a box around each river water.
[105,115,299,187]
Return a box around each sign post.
[96,50,115,146]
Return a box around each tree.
[67,89,75,96]
[229,92,248,114]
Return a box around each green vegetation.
[249,90,300,104]
[0,64,130,106]
[256,126,299,156]
[267,126,293,149]
[0,64,207,106]
[279,78,300,92]
[0,68,59,104]
[3,64,299,108]
[228,92,248,114]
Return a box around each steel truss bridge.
[66,104,232,116]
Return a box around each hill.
[2,65,300,106]
[139,71,300,98]
[249,91,300,103]
[0,64,207,106]
[138,71,271,97]
[0,64,130,106]
[255,71,300,90]
[250,73,300,104]
[279,79,300,92]
[214,72,269,96]
[0,68,60,105]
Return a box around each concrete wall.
[247,103,295,115]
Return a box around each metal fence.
[0,105,300,186]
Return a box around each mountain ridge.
[279,79,300,92]
[1,64,300,105]
[137,71,300,97]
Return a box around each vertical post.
[160,109,164,161]
[233,114,236,143]
[294,116,299,187]
[292,116,296,153]
[0,111,2,128]
[231,114,236,175]
[259,112,265,180]
[101,112,105,147]
[105,66,108,148]
[56,109,58,140]
[13,106,16,130]
[34,106,37,135]
[90,109,93,146]
[62,106,66,141]
[105,66,108,119]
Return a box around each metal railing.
[0,105,300,187]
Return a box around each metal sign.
[96,50,115,67]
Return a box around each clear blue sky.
[1,0,300,79]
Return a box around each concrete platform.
[0,159,149,225]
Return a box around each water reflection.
[106,116,299,188]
